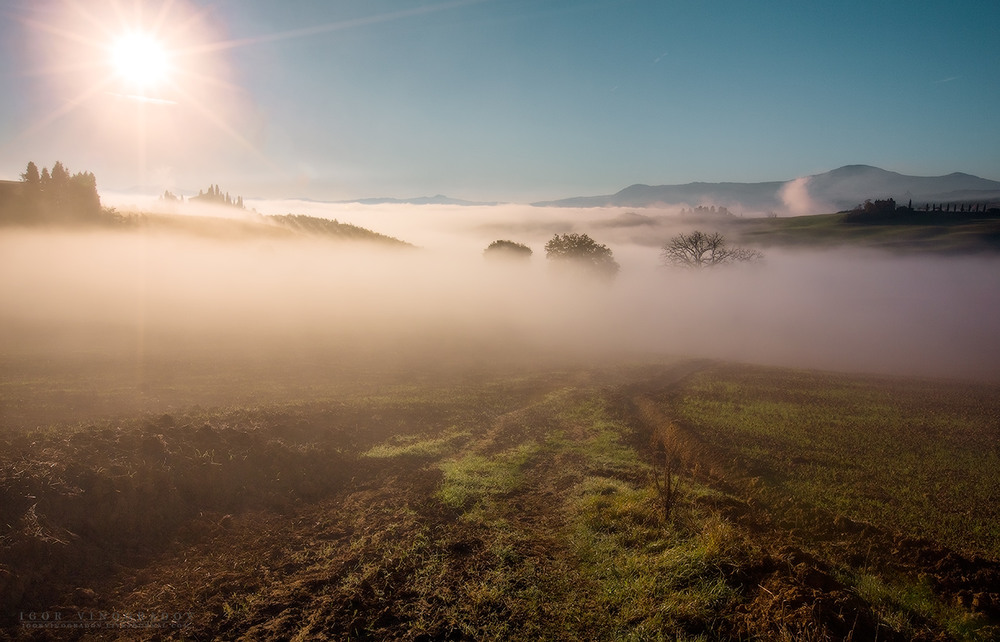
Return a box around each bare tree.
[661,230,763,268]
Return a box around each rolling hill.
[336,194,502,206]
[533,165,1000,214]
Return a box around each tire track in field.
[624,364,1000,638]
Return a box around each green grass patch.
[674,365,1000,557]
[566,475,743,638]
[362,428,471,459]
[427,379,753,639]
[547,395,643,475]
[731,212,1000,253]
[852,573,996,641]
[437,441,542,511]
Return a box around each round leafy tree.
[483,239,533,261]
[544,233,620,280]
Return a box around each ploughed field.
[2,360,999,640]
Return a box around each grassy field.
[726,212,1000,253]
[671,365,1000,558]
[2,358,999,640]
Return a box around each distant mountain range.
[532,165,1000,214]
[336,194,503,207]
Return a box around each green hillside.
[732,212,1000,253]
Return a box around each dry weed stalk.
[651,427,682,522]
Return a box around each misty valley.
[4,0,1000,637]
[2,173,1000,640]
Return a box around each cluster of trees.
[678,205,734,218]
[845,198,1000,223]
[484,234,620,279]
[484,230,762,279]
[191,184,244,209]
[844,198,902,221]
[0,161,103,225]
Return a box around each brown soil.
[2,363,997,640]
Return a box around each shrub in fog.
[484,239,533,261]
[544,233,620,280]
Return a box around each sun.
[109,31,170,91]
[18,0,276,178]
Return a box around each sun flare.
[19,0,279,179]
[109,32,170,90]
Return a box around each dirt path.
[80,363,706,640]
[4,360,997,640]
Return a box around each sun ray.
[10,0,488,189]
[169,83,282,175]
[181,0,486,56]
[149,0,183,35]
[107,93,178,106]
[1,76,117,152]
[67,0,116,36]
[170,66,243,94]
[22,58,104,78]
[21,15,99,48]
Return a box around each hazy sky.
[2,0,998,202]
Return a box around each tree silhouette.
[483,239,532,261]
[49,161,68,211]
[50,161,68,184]
[12,162,43,222]
[544,233,620,280]
[68,171,101,219]
[661,230,763,268]
[1,161,103,224]
[191,183,246,209]
[21,162,40,187]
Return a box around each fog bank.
[3,204,1000,388]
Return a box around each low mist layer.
[3,202,1000,424]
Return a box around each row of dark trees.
[0,161,103,225]
[920,202,996,213]
[844,198,1000,223]
[484,231,762,279]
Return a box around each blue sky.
[2,0,998,202]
